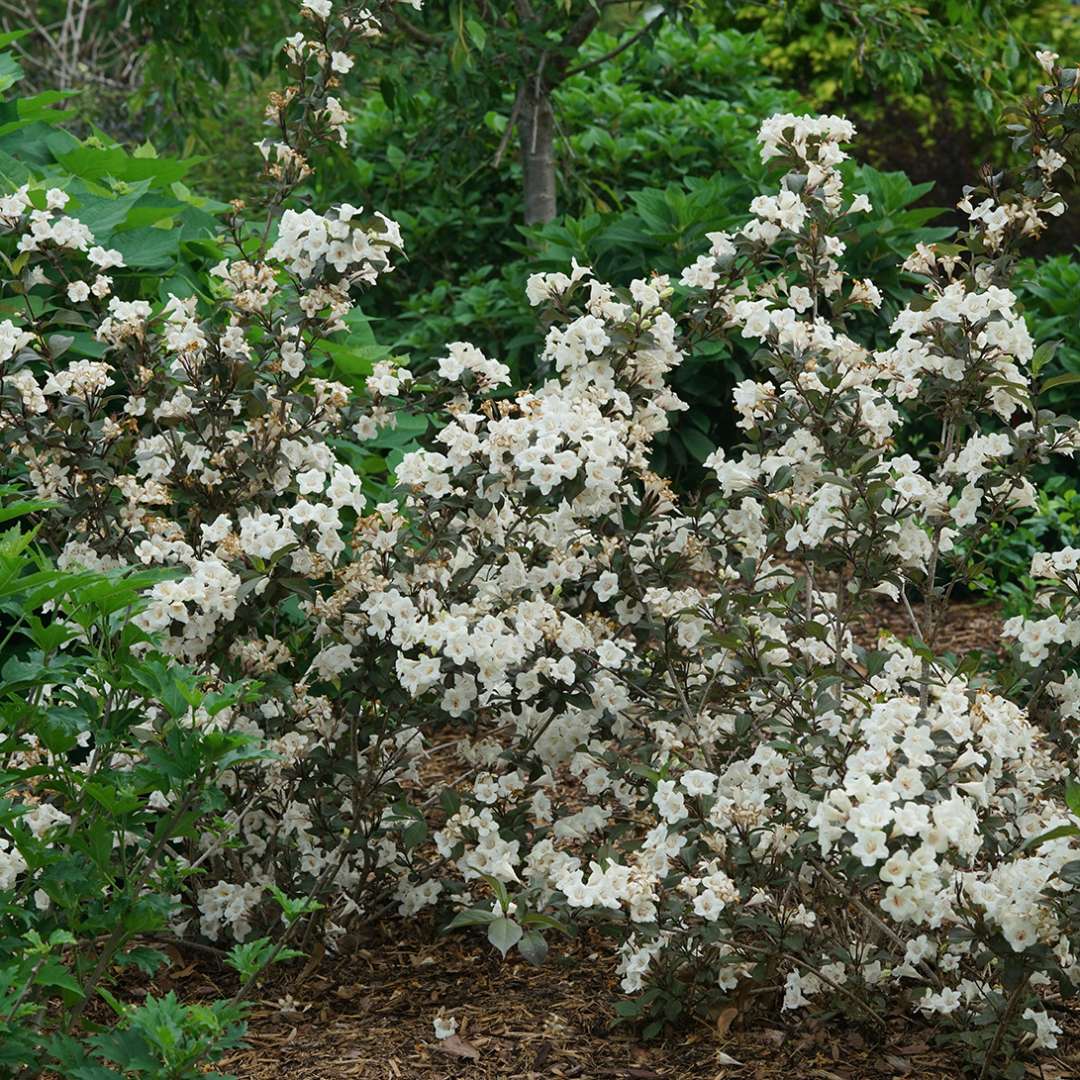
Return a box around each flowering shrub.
[0,0,429,956]
[1,3,1080,1076]
[352,53,1080,1075]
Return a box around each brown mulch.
[853,596,1005,658]
[166,921,1078,1080]
[162,599,1060,1078]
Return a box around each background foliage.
[9,0,1077,564]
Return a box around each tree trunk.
[519,84,557,226]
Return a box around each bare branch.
[558,5,602,56]
[392,10,438,46]
[0,0,61,53]
[492,83,525,168]
[562,10,665,80]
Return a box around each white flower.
[681,770,717,797]
[88,245,125,269]
[433,1015,458,1040]
[692,888,723,921]
[1036,50,1058,75]
[788,285,812,312]
[596,640,626,668]
[919,988,962,1015]
[652,780,687,824]
[850,829,888,866]
[593,571,619,602]
[25,803,72,838]
[0,319,32,362]
[1023,1007,1061,1050]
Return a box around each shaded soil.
[191,924,1080,1080]
[853,596,1005,657]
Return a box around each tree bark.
[513,0,610,227]
[519,82,557,226]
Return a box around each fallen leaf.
[533,1041,552,1070]
[296,940,325,984]
[437,1034,480,1061]
[714,1006,738,1040]
[161,944,184,967]
[715,1050,743,1066]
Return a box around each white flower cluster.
[298,99,1080,1049]
[267,205,401,285]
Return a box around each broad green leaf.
[445,908,499,930]
[517,929,548,965]
[1042,372,1080,392]
[487,916,522,958]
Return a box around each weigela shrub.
[0,0,431,950]
[1,4,1080,1074]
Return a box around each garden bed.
[144,923,1078,1079]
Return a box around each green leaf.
[116,947,169,976]
[0,499,52,524]
[445,908,499,930]
[225,938,275,979]
[480,873,509,913]
[1059,860,1080,886]
[1031,340,1058,377]
[521,912,572,935]
[402,819,428,851]
[517,929,547,965]
[56,146,194,186]
[1024,823,1080,850]
[465,18,487,51]
[1042,372,1080,392]
[65,189,146,237]
[679,426,715,463]
[109,225,180,269]
[266,883,322,924]
[35,961,84,996]
[83,781,142,816]
[316,340,391,378]
[973,87,994,115]
[487,917,522,958]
